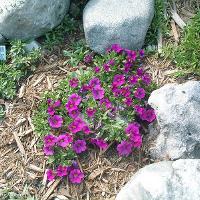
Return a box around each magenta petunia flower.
[131,134,142,148]
[43,146,54,156]
[91,138,108,150]
[57,134,73,148]
[134,88,146,99]
[86,107,96,118]
[125,123,140,136]
[112,86,121,97]
[142,73,151,85]
[47,169,55,181]
[80,84,90,93]
[134,105,145,115]
[136,68,144,76]
[100,98,112,109]
[69,169,84,184]
[73,139,87,154]
[47,98,52,105]
[113,74,125,87]
[56,165,68,177]
[124,62,131,73]
[141,109,156,122]
[139,49,145,57]
[69,78,79,88]
[94,66,100,73]
[47,106,55,115]
[108,59,115,66]
[120,86,131,98]
[129,75,139,85]
[89,78,101,89]
[69,109,80,119]
[103,63,110,72]
[53,100,61,107]
[44,134,58,146]
[68,121,82,134]
[92,85,105,100]
[65,101,78,113]
[117,141,132,157]
[111,44,123,53]
[48,115,63,129]
[82,125,92,134]
[126,50,137,62]
[84,54,93,63]
[124,97,133,107]
[68,94,82,106]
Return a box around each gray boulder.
[0,0,70,40]
[116,159,200,200]
[83,0,154,54]
[148,81,200,160]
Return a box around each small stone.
[25,40,41,52]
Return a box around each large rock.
[0,0,71,40]
[116,159,200,200]
[148,81,200,160]
[83,0,154,54]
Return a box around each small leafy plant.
[0,40,41,99]
[33,44,156,184]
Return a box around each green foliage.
[0,188,36,200]
[0,40,41,99]
[43,15,78,50]
[63,39,89,67]
[145,0,169,46]
[163,11,200,71]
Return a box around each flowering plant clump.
[33,44,156,184]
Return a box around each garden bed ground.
[0,1,199,200]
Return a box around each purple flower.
[124,61,132,73]
[89,78,101,89]
[47,106,55,115]
[47,98,52,105]
[142,73,151,85]
[73,139,87,154]
[113,74,125,87]
[69,78,79,88]
[134,88,146,99]
[69,109,80,119]
[48,115,63,129]
[125,123,140,136]
[43,146,54,156]
[112,86,121,97]
[136,68,144,76]
[129,75,138,85]
[130,134,142,148]
[80,84,90,93]
[69,169,84,184]
[139,49,145,58]
[56,165,68,177]
[111,44,123,53]
[44,134,58,147]
[126,50,137,62]
[120,87,131,98]
[103,63,110,72]
[100,98,112,109]
[86,107,96,118]
[134,105,145,115]
[57,134,73,148]
[68,94,82,106]
[117,141,132,157]
[92,85,105,100]
[124,97,133,107]
[65,101,78,113]
[53,100,61,107]
[82,125,92,135]
[94,66,100,73]
[47,169,55,181]
[141,109,156,122]
[91,138,108,150]
[108,59,115,66]
[84,54,93,63]
[68,118,85,134]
